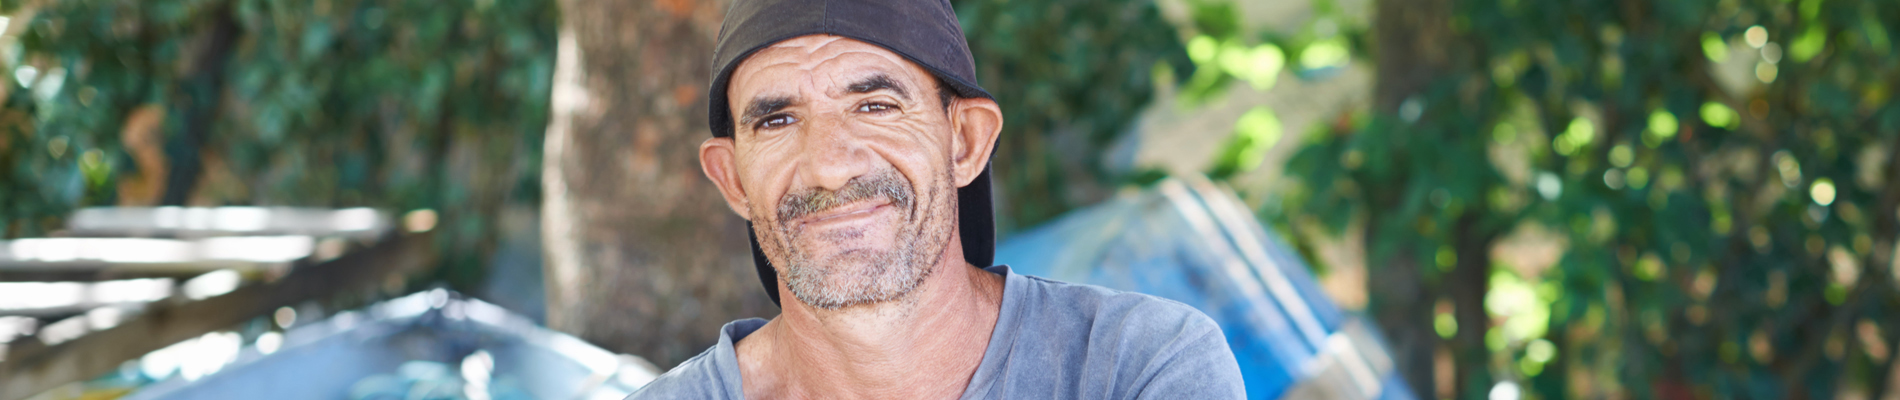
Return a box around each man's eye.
[856,103,895,113]
[758,115,796,129]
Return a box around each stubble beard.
[754,167,956,310]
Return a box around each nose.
[794,111,872,192]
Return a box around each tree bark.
[1363,220,1440,399]
[542,0,775,368]
[1372,0,1451,114]
[162,5,239,206]
[1449,213,1494,399]
[1371,0,1458,397]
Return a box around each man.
[630,0,1244,398]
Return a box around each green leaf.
[1208,106,1282,180]
[1701,32,1728,62]
[1789,26,1826,62]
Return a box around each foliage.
[1277,0,1900,398]
[955,0,1193,233]
[0,0,557,288]
[1175,0,1368,181]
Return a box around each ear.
[700,136,753,220]
[947,97,1003,188]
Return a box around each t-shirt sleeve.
[1130,312,1246,399]
[623,347,741,400]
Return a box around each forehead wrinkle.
[765,34,848,54]
[731,38,932,123]
[745,37,877,81]
[744,60,918,106]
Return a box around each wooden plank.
[0,261,271,282]
[0,232,436,400]
[63,207,389,238]
[0,236,318,267]
[0,306,110,319]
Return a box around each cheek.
[878,124,959,201]
[733,140,798,217]
[861,116,955,174]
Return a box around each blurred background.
[0,0,1896,399]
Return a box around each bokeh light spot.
[1811,178,1836,206]
[1700,102,1739,129]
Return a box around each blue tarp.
[123,291,656,400]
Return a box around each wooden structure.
[0,207,434,400]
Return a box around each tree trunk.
[1371,0,1458,397]
[1363,220,1440,399]
[162,5,239,206]
[1448,213,1494,399]
[541,0,776,368]
[1372,0,1451,113]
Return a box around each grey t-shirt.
[627,265,1245,399]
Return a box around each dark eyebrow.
[739,95,797,128]
[845,74,910,100]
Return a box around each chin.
[782,245,936,310]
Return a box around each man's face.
[707,35,986,310]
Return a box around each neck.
[737,239,1006,400]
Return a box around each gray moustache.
[776,169,916,226]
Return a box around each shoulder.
[624,347,737,400]
[1013,273,1224,341]
[1006,272,1232,366]
[993,271,1244,398]
[624,319,766,400]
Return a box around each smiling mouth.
[795,199,893,227]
